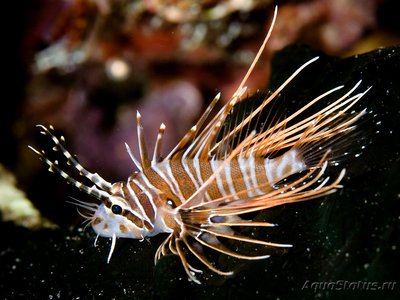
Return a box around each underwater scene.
[1,1,399,299]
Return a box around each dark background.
[1,1,400,299]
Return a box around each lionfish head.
[65,178,152,241]
[88,195,147,240]
[29,125,150,262]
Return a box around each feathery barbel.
[29,7,370,284]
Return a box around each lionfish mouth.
[66,196,122,263]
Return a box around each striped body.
[30,7,369,284]
[102,149,306,238]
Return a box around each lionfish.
[29,7,369,283]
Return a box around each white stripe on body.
[248,154,263,195]
[238,155,255,197]
[192,156,212,202]
[224,160,240,200]
[210,159,228,197]
[126,176,154,225]
[181,156,200,190]
[264,149,306,184]
[138,172,161,215]
[151,161,185,201]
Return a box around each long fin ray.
[32,125,112,191]
[28,144,111,201]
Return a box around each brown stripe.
[126,181,156,223]
[187,159,200,188]
[198,160,223,200]
[254,158,269,193]
[104,199,112,208]
[143,220,153,231]
[230,159,249,198]
[169,159,197,199]
[143,167,182,207]
[255,158,273,193]
[122,209,143,228]
[111,182,140,212]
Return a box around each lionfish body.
[30,8,369,283]
[99,148,306,238]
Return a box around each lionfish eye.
[166,199,176,208]
[111,204,123,215]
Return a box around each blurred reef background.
[1,0,400,299]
